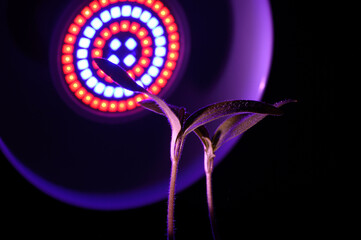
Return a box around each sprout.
[94,58,296,239]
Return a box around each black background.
[1,1,338,239]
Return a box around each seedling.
[94,58,295,239]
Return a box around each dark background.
[1,1,338,239]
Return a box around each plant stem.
[206,171,217,240]
[167,159,179,240]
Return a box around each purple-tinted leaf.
[94,58,146,93]
[212,99,296,151]
[183,100,283,136]
[94,58,182,161]
[140,100,211,148]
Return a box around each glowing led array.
[60,0,181,114]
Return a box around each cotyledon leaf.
[183,100,284,136]
[212,99,297,151]
[94,58,182,161]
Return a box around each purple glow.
[1,0,273,210]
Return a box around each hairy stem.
[167,159,179,240]
[206,171,216,239]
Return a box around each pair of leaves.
[94,58,292,162]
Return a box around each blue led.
[124,89,134,97]
[131,7,142,18]
[152,26,164,37]
[94,82,106,94]
[148,66,160,77]
[122,5,132,17]
[155,47,166,57]
[140,11,152,23]
[86,77,98,88]
[77,49,88,59]
[104,86,115,98]
[100,10,112,23]
[147,17,159,29]
[123,54,136,67]
[110,38,122,51]
[152,57,164,67]
[77,60,89,70]
[155,36,166,47]
[110,6,121,19]
[125,38,137,51]
[114,87,124,98]
[83,26,96,39]
[141,74,152,86]
[108,55,120,65]
[79,38,91,48]
[90,18,103,30]
[136,81,145,88]
[80,69,93,80]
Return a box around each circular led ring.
[60,0,182,114]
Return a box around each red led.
[92,60,99,69]
[120,20,130,32]
[152,1,164,12]
[168,32,179,42]
[75,88,87,99]
[110,22,120,34]
[62,45,74,54]
[94,37,106,48]
[63,64,75,74]
[135,94,145,104]
[141,37,152,47]
[100,28,112,40]
[139,57,150,67]
[111,0,121,2]
[127,71,135,80]
[133,65,144,76]
[104,76,113,83]
[74,15,86,27]
[90,98,101,109]
[159,7,170,18]
[127,99,136,110]
[68,24,81,35]
[165,60,176,70]
[169,42,180,51]
[136,0,146,3]
[149,84,160,95]
[167,23,178,33]
[99,0,110,7]
[161,69,172,79]
[69,81,81,92]
[64,34,76,44]
[97,69,106,78]
[89,1,101,12]
[136,28,148,39]
[99,100,109,112]
[142,48,153,57]
[62,55,73,64]
[65,73,77,84]
[163,15,175,26]
[109,101,118,112]
[168,51,179,61]
[92,49,103,58]
[118,101,127,112]
[145,0,155,7]
[81,7,93,19]
[82,93,94,105]
[130,22,140,34]
[156,77,167,87]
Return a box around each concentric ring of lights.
[60,0,181,113]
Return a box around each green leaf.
[212,99,296,151]
[183,100,284,136]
